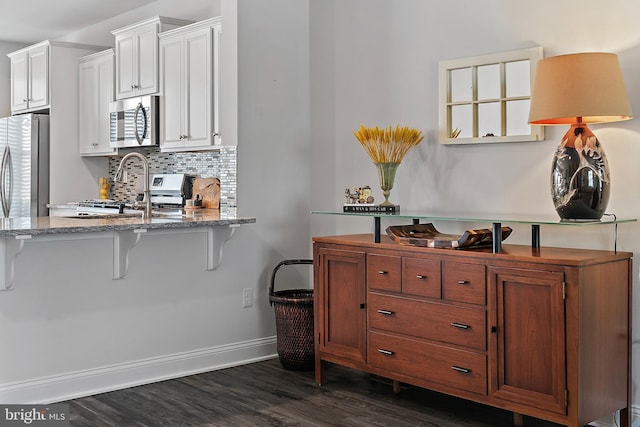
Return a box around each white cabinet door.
[96,57,115,154]
[184,28,211,147]
[160,36,184,146]
[78,59,98,153]
[114,32,136,99]
[79,50,116,156]
[27,44,49,110]
[9,51,28,112]
[136,24,158,96]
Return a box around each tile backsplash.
[107,146,237,208]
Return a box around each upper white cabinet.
[159,17,222,152]
[78,49,117,156]
[112,16,193,100]
[8,41,107,115]
[8,43,49,113]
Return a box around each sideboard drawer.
[442,261,486,305]
[402,257,441,298]
[368,292,486,350]
[369,331,487,395]
[367,254,401,292]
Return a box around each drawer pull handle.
[416,275,427,279]
[378,349,395,356]
[450,322,470,330]
[451,366,471,374]
[457,280,470,285]
[378,270,388,275]
[377,309,394,316]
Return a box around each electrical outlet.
[242,288,253,308]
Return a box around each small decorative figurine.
[344,186,374,204]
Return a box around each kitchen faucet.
[114,152,152,219]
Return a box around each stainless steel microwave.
[109,95,159,148]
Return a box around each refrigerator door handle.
[0,145,11,217]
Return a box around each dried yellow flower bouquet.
[353,124,423,207]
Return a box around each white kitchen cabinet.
[159,17,222,152]
[8,42,49,113]
[8,40,108,203]
[112,16,193,100]
[78,50,117,156]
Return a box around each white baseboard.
[0,336,277,404]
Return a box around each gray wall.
[309,1,640,424]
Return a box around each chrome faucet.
[114,152,151,219]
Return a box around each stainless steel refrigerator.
[0,114,49,218]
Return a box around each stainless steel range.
[149,173,194,207]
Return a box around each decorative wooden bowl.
[386,223,512,249]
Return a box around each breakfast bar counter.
[5,208,255,236]
[0,209,256,290]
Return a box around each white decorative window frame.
[439,47,544,145]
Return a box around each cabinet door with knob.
[488,267,567,414]
[78,50,117,156]
[314,243,367,384]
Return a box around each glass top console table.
[312,210,636,253]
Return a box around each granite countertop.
[0,209,255,237]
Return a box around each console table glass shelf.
[312,210,636,252]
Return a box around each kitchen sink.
[62,211,189,220]
[62,213,143,219]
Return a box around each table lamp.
[528,52,632,220]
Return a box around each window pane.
[477,64,500,100]
[506,60,530,97]
[450,68,472,102]
[451,104,473,138]
[506,99,531,135]
[478,102,501,137]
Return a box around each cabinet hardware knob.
[377,309,394,316]
[451,366,471,374]
[213,132,220,137]
[450,322,470,329]
[378,349,394,356]
[416,275,426,279]
[22,99,28,102]
[491,326,497,333]
[359,303,365,309]
[378,270,387,275]
[457,280,470,285]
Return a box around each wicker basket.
[269,259,314,370]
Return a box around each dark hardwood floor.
[66,358,568,427]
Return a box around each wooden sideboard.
[313,234,632,427]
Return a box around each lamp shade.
[528,52,632,125]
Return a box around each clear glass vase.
[374,162,400,207]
